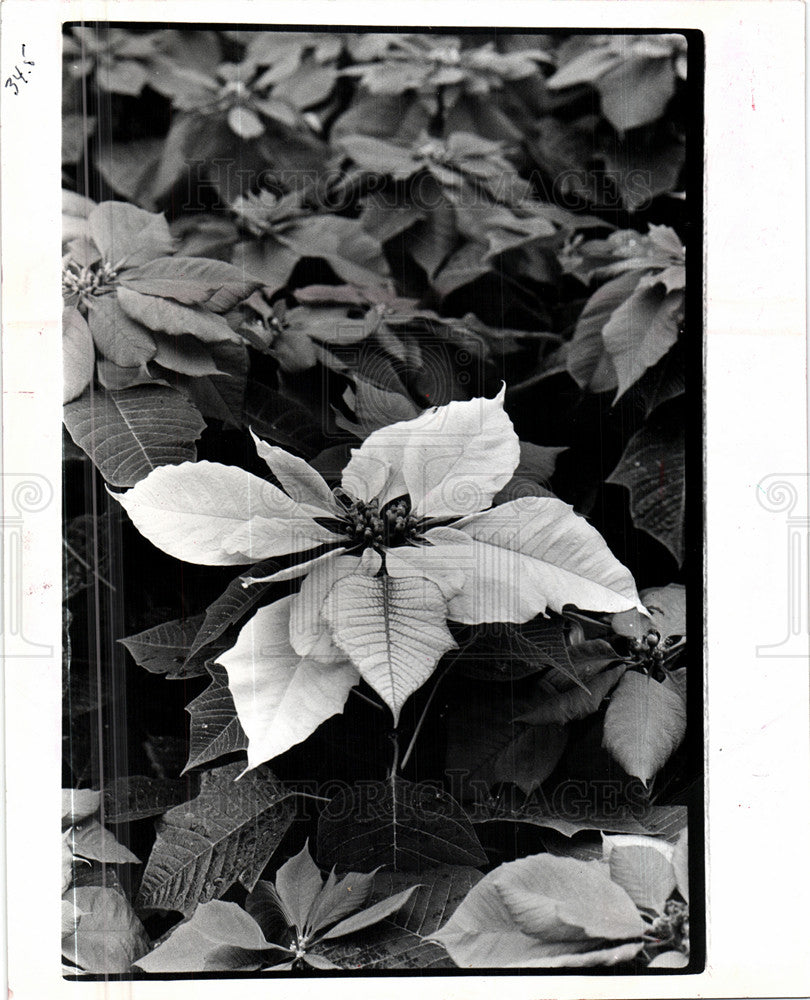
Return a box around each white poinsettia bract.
[115,386,643,769]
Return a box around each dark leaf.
[566,271,640,393]
[516,664,627,725]
[95,138,163,210]
[136,762,295,914]
[63,384,205,487]
[635,339,686,417]
[316,866,483,969]
[184,662,249,772]
[446,691,568,795]
[316,778,487,873]
[102,776,194,824]
[119,616,214,680]
[244,382,324,456]
[185,341,249,429]
[607,407,685,564]
[185,559,280,663]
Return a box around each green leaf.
[322,572,457,725]
[319,886,419,939]
[232,239,301,297]
[228,104,266,139]
[62,886,149,973]
[96,359,158,391]
[546,43,620,89]
[598,55,677,132]
[602,835,676,913]
[119,616,213,680]
[649,950,689,968]
[136,762,295,914]
[291,217,391,289]
[566,271,640,393]
[339,134,421,179]
[470,803,687,842]
[135,900,283,972]
[431,853,644,967]
[607,407,685,565]
[116,287,241,344]
[304,870,376,936]
[94,138,163,210]
[274,841,325,933]
[86,293,157,369]
[446,691,568,795]
[67,818,140,865]
[316,866,483,969]
[186,341,249,429]
[603,280,683,400]
[97,57,149,96]
[672,828,689,902]
[602,671,686,784]
[63,307,95,404]
[62,789,101,826]
[151,334,224,377]
[88,201,173,268]
[119,257,255,310]
[184,662,249,772]
[274,64,338,110]
[516,664,626,725]
[63,383,205,487]
[102,776,192,823]
[613,582,686,642]
[317,777,487,873]
[408,197,458,281]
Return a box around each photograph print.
[61,24,702,977]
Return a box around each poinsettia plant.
[62,25,698,977]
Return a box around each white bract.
[115,386,643,769]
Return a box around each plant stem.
[388,728,400,779]
[400,660,452,770]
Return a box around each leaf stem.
[350,687,386,712]
[63,539,117,593]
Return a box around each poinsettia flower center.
[334,491,422,550]
[61,258,119,305]
[648,899,689,953]
[431,44,461,65]
[418,138,451,165]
